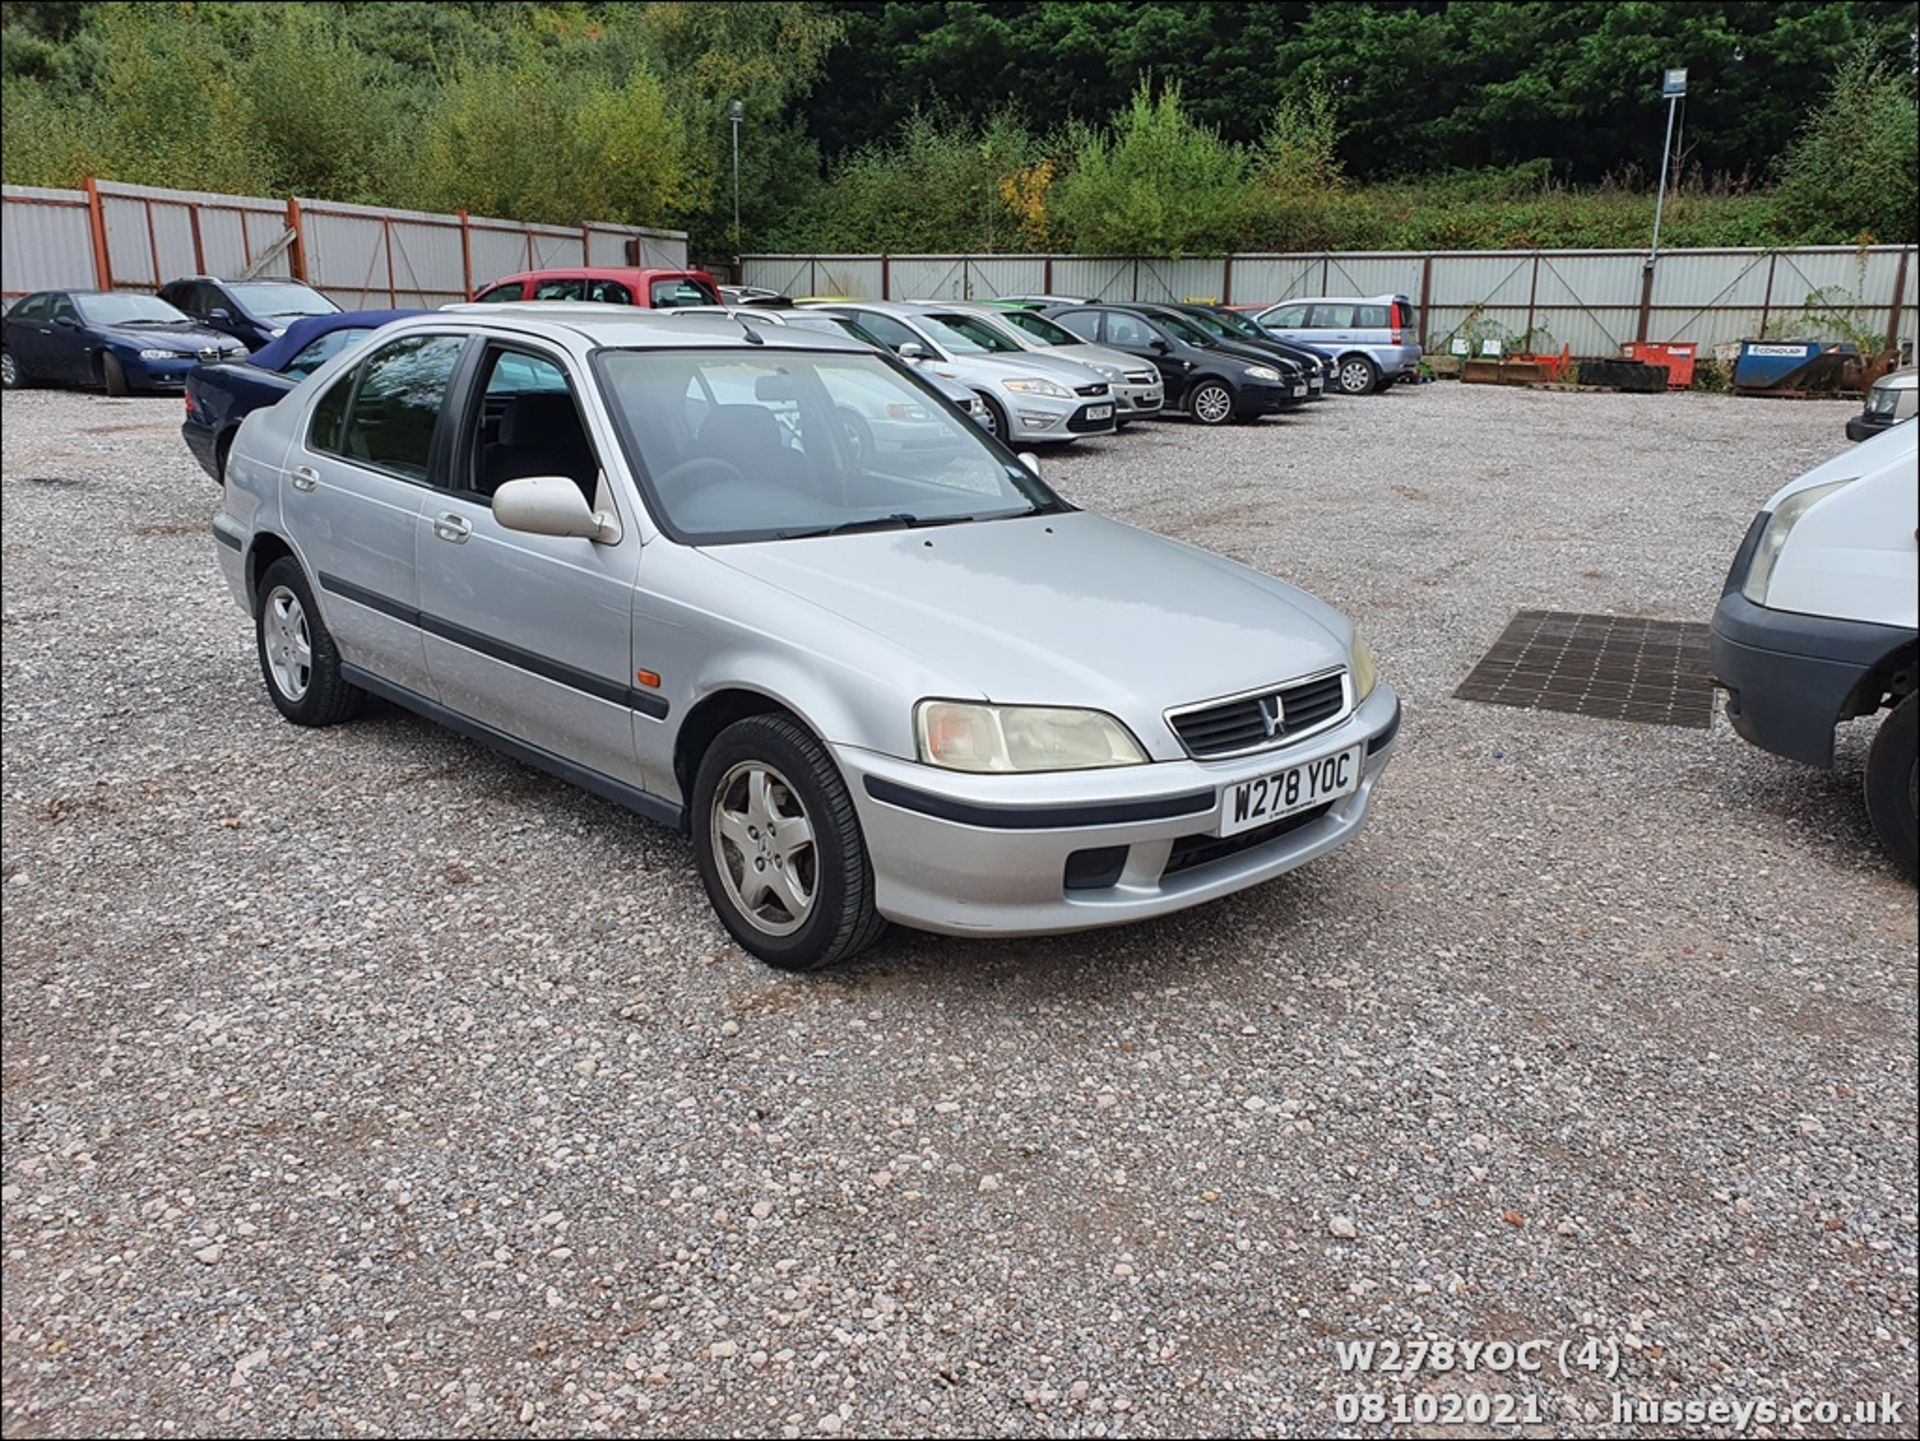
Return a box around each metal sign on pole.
[1648,68,1687,268]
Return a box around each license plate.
[1087,404,1113,421]
[1292,384,1308,397]
[1218,746,1362,836]
[1310,378,1324,391]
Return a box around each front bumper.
[1844,411,1894,443]
[835,683,1401,935]
[1113,379,1164,417]
[1234,378,1302,416]
[1006,392,1118,442]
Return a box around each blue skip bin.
[1732,340,1859,394]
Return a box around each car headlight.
[916,700,1148,772]
[1245,365,1282,382]
[1741,478,1857,606]
[137,348,186,360]
[1002,377,1071,399]
[1350,633,1379,701]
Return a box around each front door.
[413,342,645,788]
[285,332,469,696]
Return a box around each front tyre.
[1187,380,1235,426]
[976,391,1011,441]
[101,352,130,397]
[255,556,365,727]
[1865,693,1917,882]
[693,714,886,970]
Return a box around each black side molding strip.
[1366,698,1402,755]
[341,665,684,831]
[318,571,669,720]
[211,525,243,551]
[864,775,1216,830]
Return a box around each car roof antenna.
[725,308,765,345]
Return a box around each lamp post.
[1648,67,1687,265]
[728,99,744,255]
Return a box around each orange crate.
[1621,342,1696,388]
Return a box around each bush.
[1773,45,1919,244]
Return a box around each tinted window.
[920,313,1021,354]
[847,312,922,353]
[50,295,81,324]
[1052,310,1100,341]
[473,283,524,304]
[10,294,49,320]
[584,278,633,305]
[1103,312,1160,347]
[1265,305,1309,328]
[650,276,720,308]
[532,278,585,301]
[284,328,372,379]
[332,335,465,479]
[1002,310,1078,345]
[1355,305,1388,328]
[309,372,353,453]
[1154,311,1213,345]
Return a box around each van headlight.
[1245,365,1282,382]
[1741,478,1856,606]
[1350,633,1379,700]
[916,701,1147,772]
[1002,377,1071,398]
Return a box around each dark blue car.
[158,276,339,353]
[181,309,421,481]
[2,289,247,396]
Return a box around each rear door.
[47,294,92,381]
[6,293,59,376]
[413,341,645,785]
[1311,302,1359,346]
[286,331,469,697]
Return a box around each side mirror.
[897,341,927,362]
[1018,452,1042,479]
[209,308,233,323]
[53,314,79,329]
[1149,337,1172,353]
[492,476,620,544]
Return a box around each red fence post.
[83,177,113,289]
[382,217,398,306]
[286,198,308,282]
[188,205,206,273]
[458,209,473,298]
[142,197,162,289]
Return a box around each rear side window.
[284,328,371,380]
[10,294,49,320]
[1052,310,1100,342]
[473,283,524,304]
[1265,305,1309,328]
[1310,304,1355,328]
[1355,305,1389,328]
[650,276,719,308]
[532,277,585,301]
[321,334,466,480]
[584,278,633,304]
[309,372,352,453]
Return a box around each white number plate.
[1218,746,1362,836]
[1086,404,1113,421]
[1292,384,1308,397]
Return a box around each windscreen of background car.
[233,282,337,319]
[918,314,1022,355]
[650,277,721,308]
[1154,311,1217,346]
[1001,311,1081,346]
[75,293,192,326]
[596,349,1055,543]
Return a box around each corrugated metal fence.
[2,178,687,306]
[742,247,1918,354]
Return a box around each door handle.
[432,512,473,544]
[291,465,319,491]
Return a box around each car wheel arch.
[244,530,299,614]
[673,686,829,828]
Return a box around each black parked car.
[1172,303,1337,398]
[2,289,246,395]
[1042,303,1309,425]
[158,276,338,353]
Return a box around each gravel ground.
[2,381,1914,1439]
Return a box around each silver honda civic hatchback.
[212,311,1401,969]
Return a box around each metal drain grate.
[1455,610,1714,728]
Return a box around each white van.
[1710,420,1918,878]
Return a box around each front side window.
[846,311,924,354]
[283,327,372,379]
[597,348,1058,543]
[1155,311,1214,346]
[1265,305,1309,329]
[533,278,585,301]
[920,313,1022,354]
[323,334,466,480]
[74,293,190,326]
[1102,312,1160,347]
[468,347,599,503]
[1052,310,1101,342]
[650,276,720,308]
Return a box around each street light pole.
[728,99,744,256]
[1648,68,1687,264]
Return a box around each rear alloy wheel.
[254,556,365,727]
[1188,380,1234,426]
[0,348,21,389]
[101,352,130,397]
[1337,355,1380,396]
[693,714,886,971]
[1865,693,1917,882]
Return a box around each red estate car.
[470,267,722,308]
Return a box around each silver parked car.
[804,300,1117,444]
[932,303,1164,421]
[1251,293,1421,395]
[212,311,1401,969]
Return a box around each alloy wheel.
[1340,359,1375,394]
[0,351,16,388]
[262,584,313,702]
[1192,384,1232,424]
[710,760,817,937]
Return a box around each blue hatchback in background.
[1,289,246,395]
[182,309,421,481]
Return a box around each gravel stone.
[2,384,1914,1435]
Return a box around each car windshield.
[917,313,1022,355]
[1205,309,1265,340]
[75,293,190,326]
[234,282,337,318]
[780,312,885,348]
[1154,311,1215,346]
[596,348,1060,543]
[1182,310,1234,339]
[1002,311,1080,346]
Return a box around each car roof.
[1261,294,1409,306]
[389,306,872,353]
[1877,367,1917,390]
[484,266,713,284]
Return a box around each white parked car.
[1710,420,1918,877]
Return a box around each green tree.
[1773,44,1918,243]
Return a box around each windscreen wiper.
[775,513,919,540]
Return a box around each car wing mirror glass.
[897,341,927,361]
[492,475,620,544]
[53,314,78,329]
